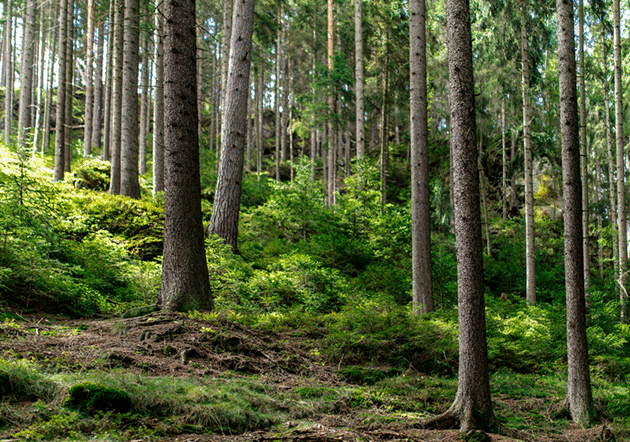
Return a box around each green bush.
[63,382,133,415]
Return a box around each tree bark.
[208,0,257,254]
[17,0,36,150]
[354,0,364,160]
[256,64,263,182]
[63,8,74,173]
[502,97,507,221]
[53,0,67,181]
[578,0,590,294]
[557,0,596,425]
[42,15,56,156]
[159,0,213,312]
[91,22,106,152]
[108,0,125,194]
[3,0,13,146]
[32,0,47,156]
[102,5,115,161]
[153,2,165,196]
[410,0,433,314]
[83,0,95,156]
[327,0,336,206]
[379,54,389,213]
[139,32,151,175]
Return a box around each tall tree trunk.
[557,0,596,425]
[63,8,74,173]
[83,0,95,156]
[152,2,165,196]
[120,0,141,198]
[221,0,233,113]
[379,52,389,213]
[139,32,151,175]
[18,0,36,150]
[32,2,47,156]
[209,36,217,153]
[578,0,590,294]
[274,23,281,180]
[108,0,124,194]
[479,122,491,257]
[3,0,13,146]
[354,0,364,160]
[53,0,67,181]
[42,18,56,156]
[502,97,508,221]
[159,0,212,312]
[91,22,105,152]
[327,0,336,206]
[410,0,433,314]
[603,31,618,280]
[246,76,253,172]
[422,0,497,428]
[522,6,536,304]
[102,6,114,161]
[209,0,257,254]
[280,10,288,161]
[256,64,263,182]
[614,0,628,321]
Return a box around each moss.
[63,382,133,414]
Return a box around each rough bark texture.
[578,0,590,294]
[139,32,151,175]
[91,22,106,152]
[557,0,596,427]
[159,0,212,312]
[410,0,433,314]
[208,0,256,254]
[18,0,36,150]
[354,0,364,160]
[83,0,95,156]
[502,98,507,221]
[152,4,165,196]
[257,65,263,182]
[3,0,12,146]
[42,22,56,156]
[613,0,627,322]
[108,0,124,194]
[120,0,141,199]
[280,11,288,161]
[274,23,281,181]
[53,0,67,182]
[379,59,388,213]
[102,5,115,161]
[33,8,48,157]
[522,7,536,305]
[221,0,233,113]
[327,0,336,206]
[63,11,74,173]
[422,0,497,430]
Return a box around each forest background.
[1,0,630,439]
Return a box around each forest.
[0,0,629,439]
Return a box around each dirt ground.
[0,313,616,442]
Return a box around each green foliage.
[63,382,133,415]
[70,159,111,191]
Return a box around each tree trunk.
[53,0,67,181]
[502,97,507,221]
[3,0,13,146]
[379,52,389,213]
[280,10,288,161]
[83,0,95,156]
[422,0,497,429]
[208,0,257,254]
[152,2,165,196]
[327,0,336,206]
[32,2,47,156]
[159,0,213,312]
[139,32,151,175]
[18,0,36,150]
[578,0,590,294]
[108,0,124,194]
[557,0,596,425]
[221,0,233,113]
[63,9,74,173]
[613,0,627,321]
[91,22,105,152]
[102,5,115,161]
[410,0,433,314]
[120,0,141,198]
[256,64,263,182]
[522,6,536,304]
[354,0,364,160]
[246,76,252,172]
[42,17,56,156]
[274,22,281,181]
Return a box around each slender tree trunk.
[209,37,217,152]
[274,23,281,180]
[83,0,95,156]
[327,0,336,206]
[91,22,105,152]
[42,20,56,156]
[578,0,590,294]
[595,143,603,279]
[257,64,263,183]
[18,0,36,150]
[32,2,47,156]
[379,52,389,213]
[108,0,124,194]
[246,76,252,172]
[522,6,536,304]
[159,0,212,312]
[479,123,491,257]
[53,0,67,181]
[557,0,596,425]
[152,1,165,196]
[102,6,114,161]
[63,9,74,173]
[280,10,288,161]
[502,97,508,221]
[354,0,364,160]
[139,32,151,175]
[209,0,257,253]
[614,0,628,321]
[410,0,433,313]
[3,0,13,146]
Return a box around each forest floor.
[0,312,618,442]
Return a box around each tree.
[159,0,212,312]
[208,0,257,254]
[578,0,590,294]
[91,21,106,152]
[153,2,165,196]
[355,0,364,160]
[83,0,95,156]
[3,0,13,146]
[410,0,433,314]
[556,0,596,426]
[53,0,68,182]
[17,0,36,150]
[422,0,498,430]
[108,0,125,194]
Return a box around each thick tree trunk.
[159,0,212,312]
[53,0,67,181]
[208,0,257,254]
[557,0,596,425]
[18,0,36,150]
[522,8,536,304]
[120,0,141,198]
[83,0,95,156]
[613,0,627,321]
[354,0,364,160]
[410,0,433,314]
[221,0,233,113]
[108,0,125,194]
[152,2,165,196]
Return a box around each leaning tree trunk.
[208,0,257,254]
[17,0,36,150]
[557,0,596,425]
[410,0,434,314]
